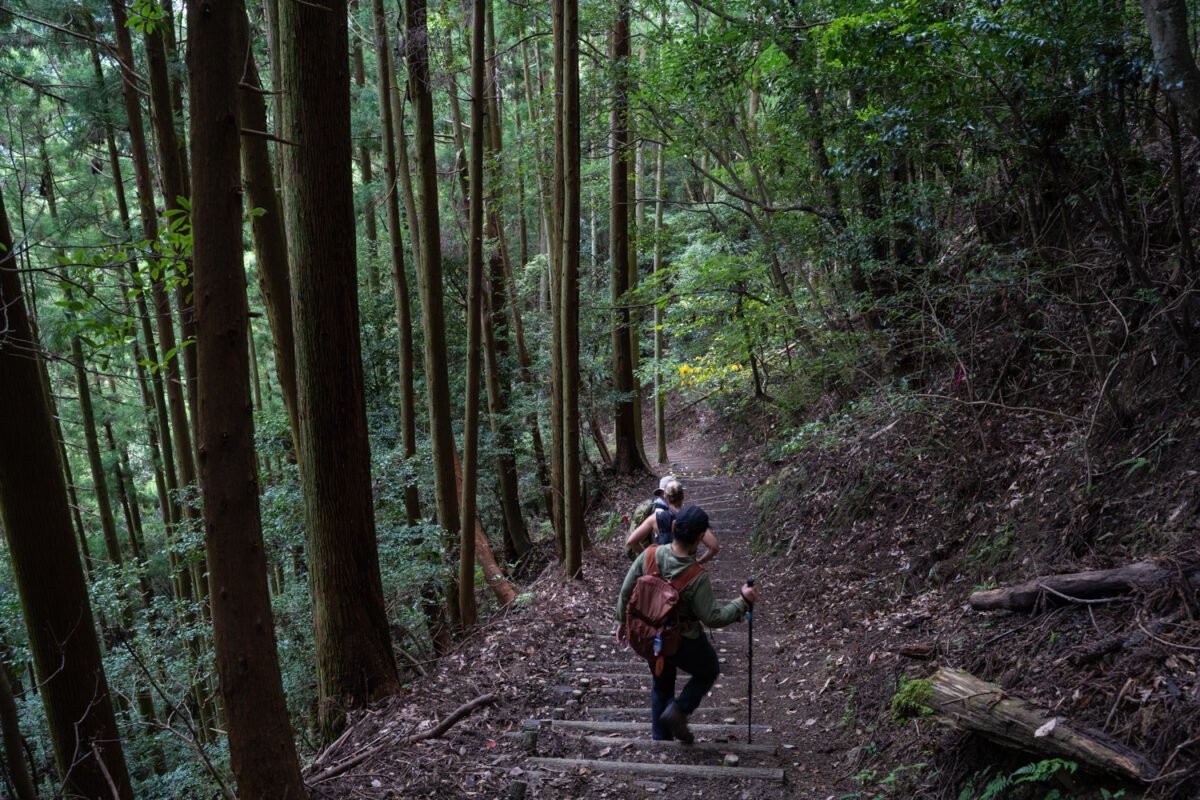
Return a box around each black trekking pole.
[746,577,754,744]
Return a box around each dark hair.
[673,505,708,545]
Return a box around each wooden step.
[574,660,641,669]
[505,732,778,755]
[578,735,778,755]
[523,719,769,735]
[588,705,739,720]
[528,757,784,782]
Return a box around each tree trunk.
[189,2,310,791]
[143,22,198,426]
[560,0,584,577]
[608,2,647,475]
[69,326,125,570]
[452,455,519,607]
[1142,0,1200,136]
[391,84,424,274]
[372,0,422,526]
[109,0,202,600]
[407,0,463,628]
[549,0,567,561]
[100,391,153,607]
[0,664,36,800]
[351,0,380,293]
[279,0,401,739]
[458,0,487,630]
[481,0,535,548]
[0,191,134,799]
[652,144,668,464]
[234,5,302,460]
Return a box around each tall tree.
[407,0,464,627]
[0,661,35,800]
[69,324,126,570]
[234,5,301,459]
[559,0,585,577]
[0,190,134,799]
[278,0,401,737]
[189,0,309,789]
[459,0,487,629]
[371,0,421,527]
[1142,0,1200,136]
[608,0,649,474]
[143,14,198,423]
[652,144,668,463]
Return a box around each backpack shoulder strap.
[669,562,705,593]
[643,544,661,577]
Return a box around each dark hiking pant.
[647,632,719,740]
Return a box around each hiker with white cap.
[625,475,720,565]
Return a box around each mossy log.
[930,668,1157,782]
[968,561,1199,612]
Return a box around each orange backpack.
[621,545,705,671]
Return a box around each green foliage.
[959,759,1083,800]
[965,524,1019,569]
[596,512,624,543]
[891,675,934,724]
[840,761,930,799]
[127,0,169,33]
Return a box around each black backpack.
[626,496,672,559]
[654,505,677,545]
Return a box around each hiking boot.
[659,703,694,744]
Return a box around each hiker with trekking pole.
[615,505,759,743]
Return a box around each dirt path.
[321,421,861,798]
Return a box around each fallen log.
[968,561,1199,612]
[930,668,1157,782]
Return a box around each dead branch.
[306,693,497,785]
[969,561,1200,612]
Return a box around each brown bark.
[0,663,36,800]
[408,0,463,627]
[189,0,310,791]
[143,21,198,425]
[234,5,301,460]
[372,0,422,526]
[109,0,200,594]
[930,668,1157,782]
[560,0,584,577]
[351,0,380,293]
[459,0,487,630]
[452,454,519,606]
[391,84,424,274]
[608,2,647,475]
[1142,0,1200,136]
[549,0,567,560]
[70,326,125,569]
[652,144,667,464]
[969,561,1200,612]
[480,0,532,556]
[0,191,133,799]
[100,386,153,607]
[279,0,400,737]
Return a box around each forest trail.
[510,425,847,798]
[312,419,860,799]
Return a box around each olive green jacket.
[616,545,747,639]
